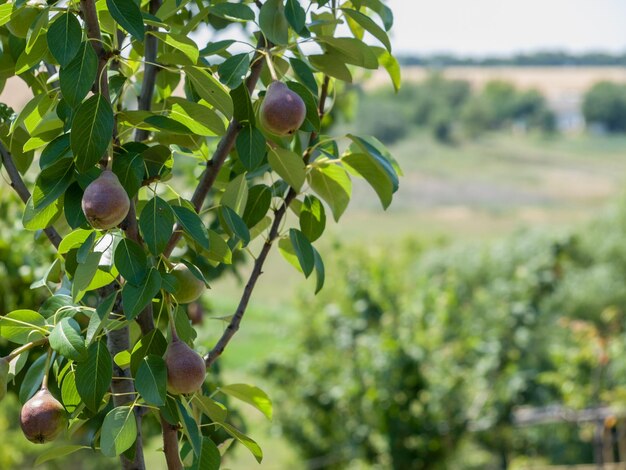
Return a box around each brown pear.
[81,170,130,230]
[259,81,306,136]
[20,388,67,444]
[165,338,206,394]
[171,263,206,304]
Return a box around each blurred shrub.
[265,199,626,468]
[582,81,626,133]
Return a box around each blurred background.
[3,0,626,469]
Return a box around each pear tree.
[0,0,401,468]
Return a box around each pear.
[81,170,130,230]
[20,388,67,444]
[259,81,306,136]
[171,263,206,304]
[164,338,206,394]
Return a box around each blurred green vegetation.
[583,81,626,133]
[349,74,555,145]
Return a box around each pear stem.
[166,301,179,341]
[41,348,53,390]
[264,50,279,81]
[4,337,49,363]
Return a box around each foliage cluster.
[353,75,555,144]
[0,0,401,468]
[582,81,626,133]
[266,199,626,469]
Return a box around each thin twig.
[205,74,331,368]
[162,35,270,257]
[0,142,62,249]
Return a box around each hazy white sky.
[386,0,626,56]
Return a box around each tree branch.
[80,0,110,97]
[135,0,161,142]
[163,36,269,257]
[161,415,183,470]
[205,74,331,368]
[0,142,62,249]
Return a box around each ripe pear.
[259,81,306,136]
[20,389,67,444]
[81,170,130,230]
[164,338,206,394]
[171,263,205,304]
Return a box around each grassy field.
[191,131,626,469]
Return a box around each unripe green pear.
[81,170,130,230]
[259,81,306,136]
[171,263,205,304]
[20,388,67,444]
[164,338,206,394]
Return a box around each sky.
[386,0,626,56]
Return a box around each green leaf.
[39,294,75,319]
[343,152,395,209]
[19,354,48,404]
[320,36,378,69]
[47,12,82,66]
[243,185,272,229]
[308,164,352,221]
[312,246,325,293]
[71,94,114,173]
[75,340,113,412]
[106,0,145,41]
[219,383,273,420]
[177,401,201,455]
[285,0,306,33]
[207,231,233,264]
[139,196,175,255]
[289,229,314,277]
[360,0,393,30]
[222,173,248,216]
[309,54,352,82]
[40,134,72,170]
[230,83,255,125]
[61,369,81,413]
[152,32,198,63]
[236,125,266,171]
[299,195,326,242]
[347,134,400,188]
[130,329,167,376]
[286,81,320,132]
[172,205,210,250]
[49,318,87,362]
[34,445,88,467]
[115,239,149,285]
[14,35,47,75]
[0,310,46,345]
[341,8,391,51]
[135,355,166,406]
[185,66,233,118]
[191,437,221,470]
[259,0,289,45]
[58,229,93,254]
[71,251,102,300]
[100,406,138,457]
[144,115,192,134]
[0,4,14,27]
[112,151,144,198]
[289,57,318,96]
[23,196,63,230]
[220,206,250,246]
[209,3,254,21]
[168,98,225,136]
[268,147,306,191]
[32,157,74,210]
[218,422,263,463]
[122,268,162,320]
[60,42,98,108]
[193,395,227,423]
[371,46,401,92]
[218,53,250,89]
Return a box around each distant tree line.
[352,74,555,144]
[400,51,626,67]
[583,82,626,133]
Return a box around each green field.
[190,131,626,469]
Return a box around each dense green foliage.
[583,81,626,133]
[266,199,626,468]
[0,0,401,468]
[353,75,555,144]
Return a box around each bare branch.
[0,142,62,249]
[205,74,332,368]
[163,36,269,257]
[161,414,183,470]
